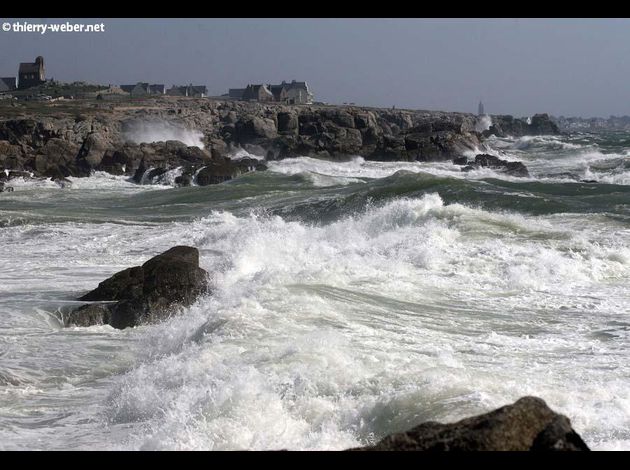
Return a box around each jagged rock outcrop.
[484,113,560,137]
[0,98,556,184]
[349,396,589,451]
[454,153,530,177]
[64,246,209,329]
[0,100,483,181]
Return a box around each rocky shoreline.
[0,97,559,186]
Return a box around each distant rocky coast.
[0,97,559,186]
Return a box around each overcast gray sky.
[1,18,629,117]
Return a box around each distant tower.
[478,101,485,116]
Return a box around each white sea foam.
[4,171,168,192]
[1,193,628,450]
[511,135,588,151]
[267,155,534,184]
[475,115,492,133]
[582,167,630,185]
[107,199,630,450]
[229,148,265,161]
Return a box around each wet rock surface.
[64,246,209,329]
[348,396,589,451]
[1,98,557,185]
[0,99,484,183]
[454,153,530,177]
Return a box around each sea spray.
[122,120,205,148]
[475,115,493,133]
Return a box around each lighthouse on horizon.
[478,101,485,116]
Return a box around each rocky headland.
[0,97,559,185]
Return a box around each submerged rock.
[349,396,589,451]
[65,246,209,329]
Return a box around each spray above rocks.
[475,115,493,133]
[122,120,205,149]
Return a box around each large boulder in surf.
[349,396,589,451]
[78,266,144,302]
[454,153,529,177]
[65,246,209,329]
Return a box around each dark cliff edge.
[0,98,559,185]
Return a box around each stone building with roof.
[227,80,314,104]
[269,84,289,102]
[241,84,274,102]
[120,83,168,97]
[18,56,46,89]
[166,84,207,97]
[282,80,314,104]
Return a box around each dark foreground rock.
[349,396,589,451]
[64,246,209,329]
[454,153,530,177]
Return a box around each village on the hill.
[0,55,316,105]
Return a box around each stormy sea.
[1,131,629,450]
